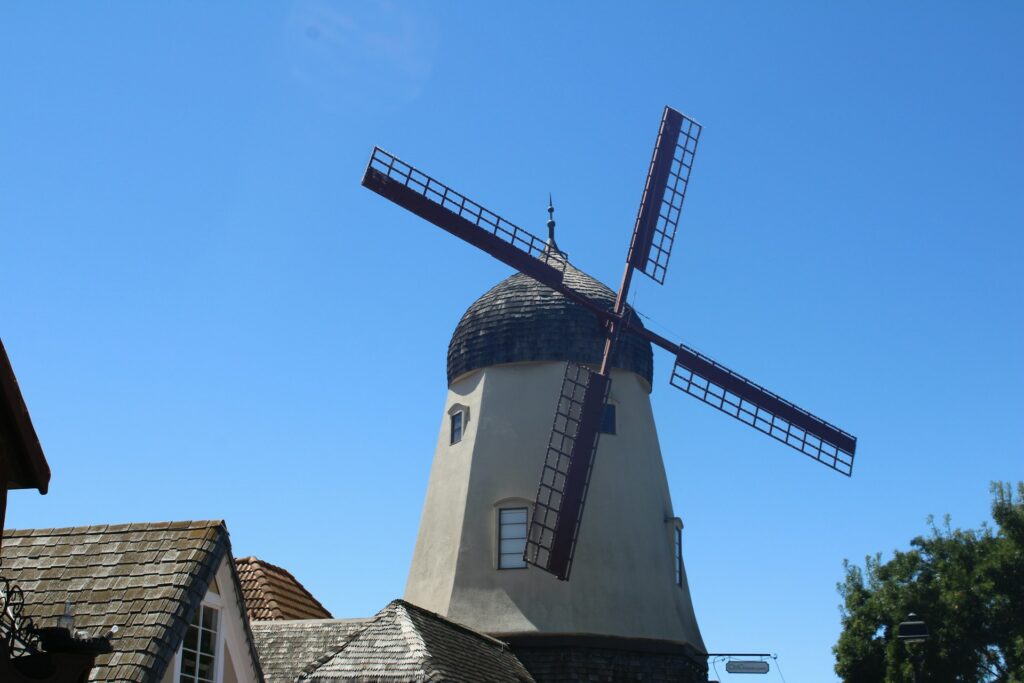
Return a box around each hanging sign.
[725,660,770,674]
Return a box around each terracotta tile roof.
[0,520,263,683]
[250,618,369,683]
[300,599,535,682]
[235,557,332,621]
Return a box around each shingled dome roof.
[447,256,653,385]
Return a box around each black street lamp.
[897,613,929,682]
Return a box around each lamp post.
[897,613,929,682]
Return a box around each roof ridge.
[237,555,297,578]
[3,519,225,536]
[295,600,533,682]
[296,609,384,680]
[150,521,234,683]
[391,599,512,651]
[394,602,432,670]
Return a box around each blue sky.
[2,3,1021,681]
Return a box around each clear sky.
[2,3,1021,681]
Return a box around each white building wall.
[405,361,704,651]
[163,558,261,683]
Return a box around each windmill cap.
[447,260,653,386]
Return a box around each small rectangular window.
[498,507,528,569]
[600,404,616,435]
[674,526,683,587]
[180,603,219,683]
[450,411,463,444]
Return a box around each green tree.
[834,482,1024,682]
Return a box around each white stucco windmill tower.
[362,106,857,681]
[404,243,706,653]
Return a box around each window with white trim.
[448,403,469,445]
[498,507,528,569]
[450,411,464,444]
[180,603,220,683]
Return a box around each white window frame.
[173,591,225,683]
[496,504,529,570]
[448,403,470,445]
[450,411,463,444]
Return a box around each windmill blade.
[628,107,702,285]
[362,147,565,290]
[525,363,610,580]
[670,345,856,475]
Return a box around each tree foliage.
[834,482,1024,682]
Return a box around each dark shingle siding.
[509,640,707,682]
[447,260,654,386]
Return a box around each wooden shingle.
[251,619,368,683]
[447,257,653,386]
[299,600,534,682]
[1,520,262,683]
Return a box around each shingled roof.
[251,618,369,683]
[236,557,332,621]
[298,599,534,682]
[447,257,653,386]
[0,520,263,683]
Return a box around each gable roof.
[251,618,369,683]
[236,557,332,621]
[0,338,50,493]
[300,600,534,682]
[0,520,263,683]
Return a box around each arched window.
[448,403,470,445]
[497,507,528,569]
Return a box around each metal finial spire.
[546,193,560,252]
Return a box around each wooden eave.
[0,339,50,493]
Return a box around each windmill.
[362,106,857,582]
